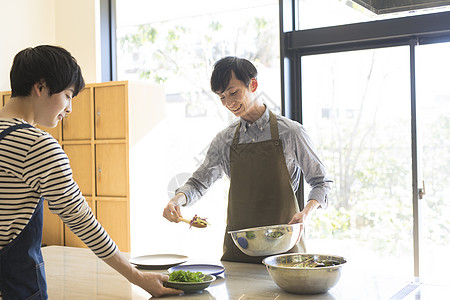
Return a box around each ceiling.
[351,0,450,14]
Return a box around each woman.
[0,45,181,299]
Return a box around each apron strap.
[268,110,279,140]
[0,123,47,298]
[0,122,36,256]
[232,122,241,147]
[232,110,278,146]
[0,123,33,140]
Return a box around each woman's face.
[35,84,74,128]
[216,72,258,120]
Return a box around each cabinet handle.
[98,167,102,173]
[96,110,100,131]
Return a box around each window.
[302,46,414,297]
[416,42,450,286]
[282,0,450,292]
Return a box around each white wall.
[0,0,99,92]
[54,0,100,85]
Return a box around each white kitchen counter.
[42,246,449,299]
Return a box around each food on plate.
[168,270,205,282]
[290,257,342,268]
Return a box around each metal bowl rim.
[228,223,302,234]
[262,253,347,270]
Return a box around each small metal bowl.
[263,253,347,294]
[228,224,301,256]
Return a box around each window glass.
[116,0,280,259]
[416,42,450,286]
[301,46,413,298]
[298,0,450,30]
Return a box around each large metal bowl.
[228,223,301,256]
[262,253,347,294]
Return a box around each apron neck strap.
[232,122,241,146]
[232,110,279,145]
[268,110,279,140]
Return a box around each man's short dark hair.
[210,56,258,94]
[10,45,85,97]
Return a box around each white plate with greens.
[163,271,216,293]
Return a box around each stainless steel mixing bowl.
[228,223,302,256]
[262,253,347,294]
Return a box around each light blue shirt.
[177,108,332,208]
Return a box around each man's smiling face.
[217,71,258,120]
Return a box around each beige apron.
[221,110,306,263]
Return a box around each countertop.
[42,246,449,299]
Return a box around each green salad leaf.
[168,270,205,282]
[293,257,341,268]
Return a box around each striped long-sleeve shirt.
[0,118,117,258]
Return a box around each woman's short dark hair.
[210,56,258,94]
[10,45,85,97]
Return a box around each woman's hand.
[163,193,187,222]
[103,251,182,298]
[132,271,182,297]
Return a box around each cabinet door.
[63,88,92,140]
[64,198,93,248]
[96,199,129,251]
[95,143,127,197]
[64,144,93,196]
[2,94,10,107]
[94,85,127,140]
[42,200,63,246]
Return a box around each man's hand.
[162,193,187,222]
[288,199,320,225]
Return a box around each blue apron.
[0,123,48,299]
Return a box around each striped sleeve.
[24,134,117,259]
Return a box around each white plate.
[130,254,188,269]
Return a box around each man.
[163,56,332,263]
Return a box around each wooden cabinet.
[62,88,92,140]
[64,144,93,196]
[1,81,165,252]
[96,199,129,251]
[95,85,127,140]
[1,93,10,107]
[42,201,64,245]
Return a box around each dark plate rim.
[168,264,225,276]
